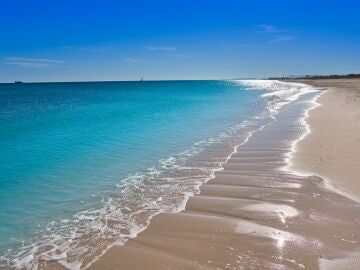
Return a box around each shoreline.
[86,81,360,270]
[283,78,360,202]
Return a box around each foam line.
[3,80,323,270]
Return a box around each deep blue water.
[0,80,290,268]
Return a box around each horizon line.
[0,78,263,84]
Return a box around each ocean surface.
[0,80,315,269]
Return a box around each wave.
[235,80,319,115]
[0,80,318,270]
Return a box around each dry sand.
[285,79,360,201]
[83,80,360,270]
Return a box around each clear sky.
[1,0,359,82]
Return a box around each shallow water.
[0,80,317,269]
[88,88,360,270]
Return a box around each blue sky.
[1,0,359,82]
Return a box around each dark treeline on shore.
[269,73,360,80]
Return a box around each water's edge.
[86,81,328,269]
[87,81,360,270]
[2,80,336,269]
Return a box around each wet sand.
[285,79,360,201]
[85,84,360,270]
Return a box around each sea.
[0,80,317,269]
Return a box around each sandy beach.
[3,1,360,268]
[84,80,360,270]
[285,79,360,202]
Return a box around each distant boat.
[140,76,144,83]
[14,81,23,84]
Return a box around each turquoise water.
[0,80,311,269]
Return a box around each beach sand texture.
[286,79,360,202]
[83,81,360,270]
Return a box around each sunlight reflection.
[276,234,286,248]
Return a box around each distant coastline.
[269,73,360,80]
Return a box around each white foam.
[276,83,360,204]
[3,119,262,269]
[282,90,324,173]
[236,80,319,116]
[2,80,321,270]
